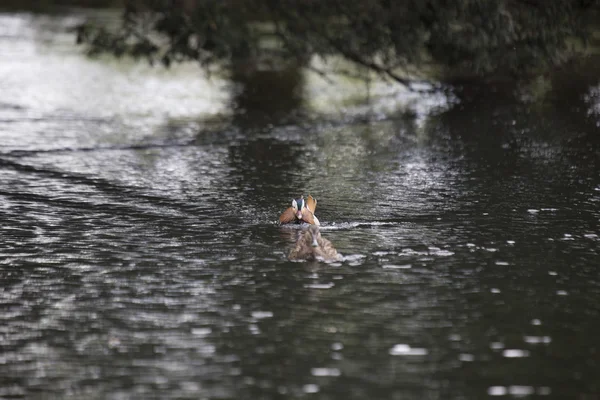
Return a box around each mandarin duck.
[279,194,320,226]
[288,225,341,262]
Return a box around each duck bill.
[311,238,318,247]
[296,210,303,219]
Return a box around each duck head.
[279,195,320,225]
[292,197,305,220]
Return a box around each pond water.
[1,10,600,400]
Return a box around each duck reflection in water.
[288,225,342,262]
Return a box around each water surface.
[1,10,600,400]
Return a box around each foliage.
[77,0,599,86]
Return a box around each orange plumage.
[279,195,320,225]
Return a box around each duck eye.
[292,199,298,209]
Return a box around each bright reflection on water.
[1,10,600,400]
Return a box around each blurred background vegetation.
[67,0,600,88]
[4,0,600,105]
